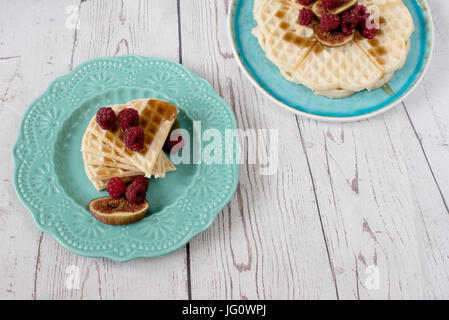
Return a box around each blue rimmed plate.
[13,55,239,261]
[228,0,434,121]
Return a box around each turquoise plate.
[13,55,239,261]
[229,0,434,121]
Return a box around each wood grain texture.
[24,0,188,300]
[293,2,449,298]
[1,0,449,300]
[180,0,337,299]
[0,0,76,299]
[298,106,449,299]
[403,2,449,209]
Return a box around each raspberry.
[118,108,139,131]
[321,12,340,32]
[297,0,312,5]
[298,8,314,26]
[341,12,357,36]
[125,182,146,204]
[123,127,145,152]
[107,177,127,199]
[361,25,377,39]
[352,5,370,25]
[322,0,341,9]
[96,107,116,131]
[132,175,149,191]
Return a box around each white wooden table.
[1,0,448,300]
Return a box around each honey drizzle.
[275,10,286,19]
[367,40,387,66]
[279,21,290,30]
[282,32,314,48]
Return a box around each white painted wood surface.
[0,0,448,299]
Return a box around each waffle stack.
[81,98,178,191]
[252,0,414,98]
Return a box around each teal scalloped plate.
[13,56,239,261]
[228,0,434,121]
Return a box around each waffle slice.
[84,163,143,181]
[354,0,414,74]
[291,41,383,92]
[280,69,355,97]
[82,130,134,166]
[256,0,315,72]
[83,149,175,177]
[252,0,414,97]
[83,151,140,171]
[82,128,175,176]
[87,99,178,178]
[83,152,175,190]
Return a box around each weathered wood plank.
[32,0,188,299]
[297,105,449,299]
[180,0,337,299]
[0,0,76,299]
[2,0,448,300]
[403,3,449,208]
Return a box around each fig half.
[312,0,357,18]
[89,196,149,225]
[314,24,354,47]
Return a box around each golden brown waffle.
[355,0,414,74]
[83,151,140,171]
[294,41,384,92]
[85,164,143,181]
[82,130,134,165]
[254,0,315,72]
[252,0,414,97]
[81,128,175,176]
[87,99,178,177]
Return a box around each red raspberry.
[123,127,145,152]
[298,8,314,26]
[321,12,340,32]
[96,107,116,131]
[361,25,377,39]
[341,12,357,36]
[118,108,139,131]
[132,175,148,191]
[352,5,370,25]
[125,182,146,204]
[107,177,127,199]
[297,0,312,5]
[322,0,341,9]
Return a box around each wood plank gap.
[69,1,84,70]
[186,243,192,300]
[32,232,43,300]
[177,0,191,299]
[295,115,340,299]
[177,0,183,64]
[402,101,449,213]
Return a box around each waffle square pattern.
[252,0,414,98]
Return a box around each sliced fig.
[312,1,326,18]
[314,24,354,47]
[312,0,358,18]
[89,196,149,225]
